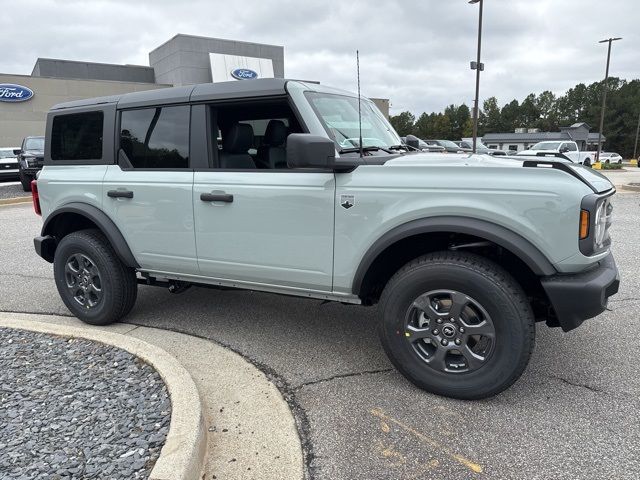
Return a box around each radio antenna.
[357,50,363,158]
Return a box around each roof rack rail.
[522,159,597,193]
[534,151,572,162]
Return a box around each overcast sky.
[4,0,638,115]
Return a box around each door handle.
[107,190,134,199]
[200,192,233,203]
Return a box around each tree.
[500,100,520,132]
[480,97,501,133]
[389,111,415,137]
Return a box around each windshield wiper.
[339,146,395,154]
[388,145,409,151]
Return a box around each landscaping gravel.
[0,328,171,479]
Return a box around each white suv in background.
[599,152,623,164]
[0,147,19,180]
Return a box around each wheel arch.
[352,216,556,303]
[41,202,139,268]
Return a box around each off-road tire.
[54,229,137,325]
[379,251,535,400]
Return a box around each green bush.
[601,162,623,170]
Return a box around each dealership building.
[483,123,605,153]
[0,34,389,148]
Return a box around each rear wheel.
[54,229,137,325]
[583,158,592,168]
[379,251,535,400]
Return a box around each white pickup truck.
[517,141,596,167]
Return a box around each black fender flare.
[352,216,556,294]
[41,202,139,268]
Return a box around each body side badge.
[340,194,355,210]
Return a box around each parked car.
[32,78,619,400]
[426,139,469,153]
[14,136,45,191]
[598,152,623,164]
[457,140,507,156]
[0,147,19,180]
[402,136,446,153]
[516,141,596,167]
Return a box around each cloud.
[2,0,637,115]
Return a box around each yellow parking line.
[371,407,484,474]
[0,197,31,206]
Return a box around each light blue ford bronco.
[32,79,619,399]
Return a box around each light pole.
[596,37,622,162]
[469,0,484,154]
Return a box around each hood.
[385,152,615,194]
[23,149,44,156]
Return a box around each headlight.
[579,193,613,256]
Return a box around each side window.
[51,111,103,160]
[567,143,578,152]
[210,100,303,170]
[119,105,190,169]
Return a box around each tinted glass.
[566,143,578,151]
[120,106,189,169]
[51,113,102,160]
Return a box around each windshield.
[0,149,15,159]
[305,92,401,151]
[438,140,461,149]
[25,137,44,150]
[531,142,560,150]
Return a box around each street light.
[469,0,484,154]
[596,37,622,163]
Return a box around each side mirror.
[286,134,336,169]
[405,135,420,149]
[13,149,21,156]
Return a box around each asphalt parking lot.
[1,190,638,480]
[0,181,28,200]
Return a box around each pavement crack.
[548,374,603,393]
[294,368,395,391]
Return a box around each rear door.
[192,99,335,291]
[102,105,198,274]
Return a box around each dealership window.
[51,112,103,160]
[209,99,303,170]
[119,106,190,169]
[508,145,518,151]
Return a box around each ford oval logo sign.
[0,84,34,102]
[230,68,259,80]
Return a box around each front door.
[193,101,335,291]
[102,105,198,274]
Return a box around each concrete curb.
[0,314,207,480]
[620,184,640,193]
[0,196,31,206]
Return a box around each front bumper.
[541,252,619,331]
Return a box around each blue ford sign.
[0,84,34,102]
[230,68,259,80]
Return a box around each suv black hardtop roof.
[51,78,292,111]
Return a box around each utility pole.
[596,37,622,162]
[469,0,484,154]
[633,111,640,160]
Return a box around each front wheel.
[19,169,32,191]
[54,229,138,325]
[379,251,535,400]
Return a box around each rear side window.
[119,106,190,169]
[51,112,103,160]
